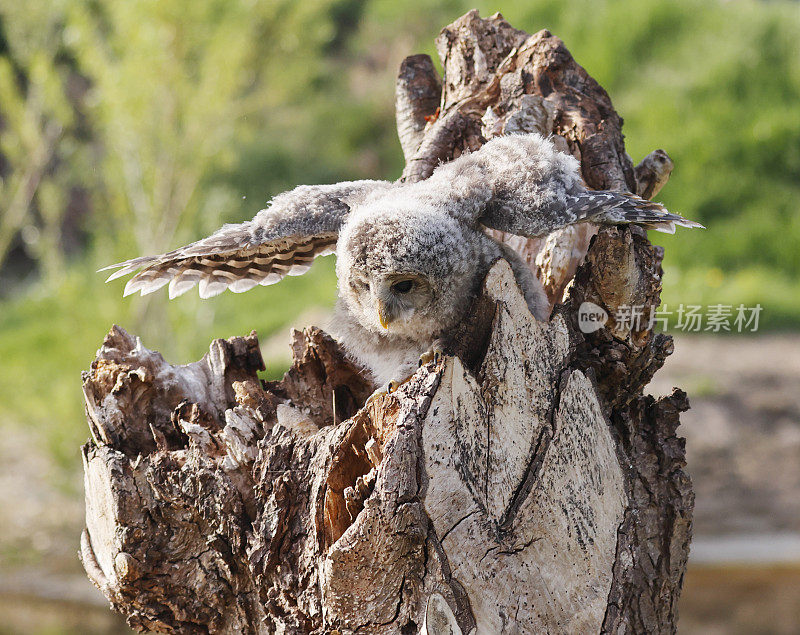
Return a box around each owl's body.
[104,134,701,387]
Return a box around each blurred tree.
[65,0,333,259]
[0,0,82,283]
[0,0,387,280]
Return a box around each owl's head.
[335,198,486,340]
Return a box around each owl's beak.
[377,299,390,329]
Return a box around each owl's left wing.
[421,133,702,236]
[102,180,390,299]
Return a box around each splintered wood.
[81,9,692,634]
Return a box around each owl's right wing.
[102,180,391,299]
[421,133,702,236]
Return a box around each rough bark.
[80,10,693,634]
[395,55,442,163]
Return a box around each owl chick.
[103,134,701,388]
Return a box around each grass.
[660,265,800,332]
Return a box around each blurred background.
[0,0,798,632]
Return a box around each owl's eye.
[392,280,413,294]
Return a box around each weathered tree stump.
[80,11,692,634]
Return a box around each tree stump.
[80,11,693,634]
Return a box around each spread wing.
[420,133,703,236]
[101,180,391,299]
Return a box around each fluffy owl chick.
[331,188,547,386]
[102,133,702,388]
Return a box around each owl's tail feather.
[567,191,704,235]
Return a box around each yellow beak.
[377,300,390,329]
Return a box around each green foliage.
[0,0,80,281]
[0,0,799,467]
[66,0,374,259]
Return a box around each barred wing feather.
[101,180,388,299]
[424,134,703,238]
[565,191,705,235]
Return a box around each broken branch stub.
[81,10,692,634]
